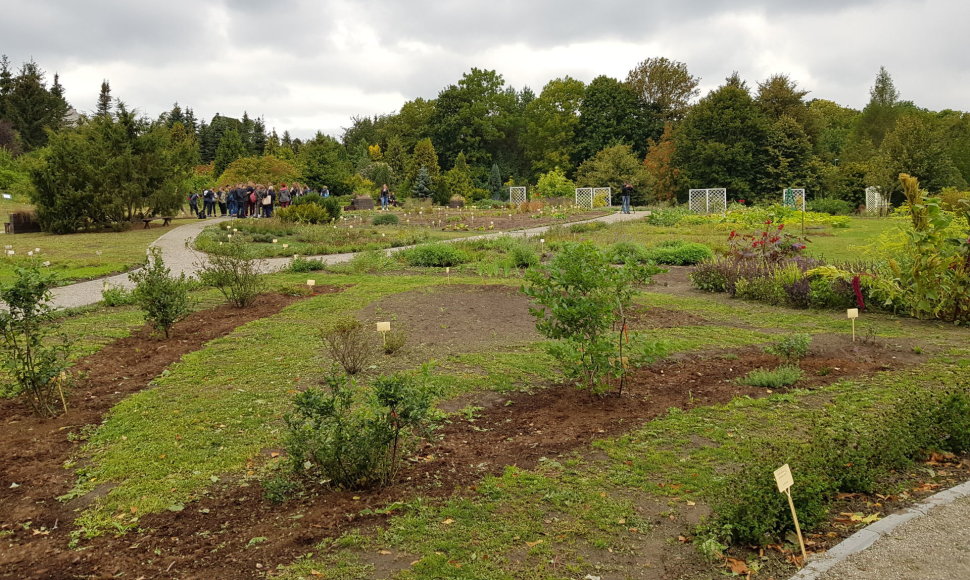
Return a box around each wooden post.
[774,464,807,567]
[784,487,808,565]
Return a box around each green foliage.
[523,242,648,394]
[868,174,970,323]
[215,154,299,187]
[508,243,539,269]
[737,365,803,388]
[764,333,811,363]
[128,248,192,339]
[300,135,353,195]
[288,256,327,273]
[644,240,713,265]
[100,283,135,307]
[574,144,652,204]
[276,203,333,224]
[322,317,373,375]
[534,167,575,199]
[606,242,650,265]
[935,391,970,453]
[399,242,469,267]
[645,206,689,226]
[0,265,70,416]
[372,213,399,226]
[31,106,197,233]
[197,238,266,308]
[284,369,436,489]
[567,221,607,234]
[808,198,855,215]
[382,328,408,355]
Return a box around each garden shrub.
[197,238,266,308]
[322,317,373,375]
[250,233,275,243]
[289,256,327,273]
[606,242,650,265]
[100,283,135,307]
[344,249,397,274]
[764,333,811,363]
[372,213,399,226]
[808,198,855,215]
[507,242,539,269]
[644,240,713,265]
[934,390,970,453]
[399,242,469,267]
[129,248,192,339]
[276,203,333,224]
[284,369,436,489]
[523,241,651,395]
[382,329,407,355]
[646,206,688,226]
[0,266,71,416]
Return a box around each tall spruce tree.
[213,128,245,178]
[96,80,113,118]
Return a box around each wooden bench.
[141,216,176,228]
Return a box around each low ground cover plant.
[128,248,191,339]
[0,265,71,416]
[737,365,803,388]
[644,240,713,265]
[399,241,469,267]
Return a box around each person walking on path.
[621,183,633,214]
[380,184,390,210]
[188,191,200,218]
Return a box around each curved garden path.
[48,211,643,310]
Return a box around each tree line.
[1,55,969,233]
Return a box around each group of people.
[188,183,330,219]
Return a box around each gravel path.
[48,211,643,310]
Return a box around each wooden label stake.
[847,308,859,342]
[774,464,808,566]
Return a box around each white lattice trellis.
[592,187,612,207]
[688,188,727,214]
[865,186,890,215]
[782,188,806,211]
[575,187,594,208]
[509,186,527,205]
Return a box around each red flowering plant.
[727,220,810,264]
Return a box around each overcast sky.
[2,0,966,139]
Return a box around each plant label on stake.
[773,464,808,566]
[376,321,391,347]
[847,308,859,342]
[307,280,315,286]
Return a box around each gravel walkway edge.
[789,479,970,579]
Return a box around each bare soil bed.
[0,282,928,579]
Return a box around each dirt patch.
[358,284,541,354]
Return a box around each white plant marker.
[307,279,316,286]
[774,464,807,566]
[847,308,859,341]
[272,239,278,243]
[282,244,289,249]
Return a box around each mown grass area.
[0,226,167,285]
[541,215,900,264]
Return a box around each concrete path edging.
[788,480,970,579]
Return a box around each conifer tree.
[96,80,112,117]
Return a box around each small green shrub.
[737,365,803,388]
[808,198,855,215]
[935,390,970,453]
[508,243,539,268]
[0,266,71,416]
[284,369,436,490]
[606,242,650,264]
[100,283,135,307]
[322,317,373,375]
[382,329,407,355]
[644,241,713,265]
[345,250,396,274]
[764,333,811,363]
[277,203,335,224]
[129,248,192,339]
[646,206,688,226]
[289,256,327,273]
[400,242,469,267]
[250,233,276,243]
[372,213,399,226]
[734,277,787,306]
[198,238,266,308]
[689,259,730,292]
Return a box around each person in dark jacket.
[621,183,633,214]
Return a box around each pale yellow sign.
[307,280,316,286]
[847,308,859,319]
[376,322,391,333]
[774,463,794,492]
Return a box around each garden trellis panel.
[592,187,612,207]
[509,187,527,205]
[782,188,806,211]
[575,187,594,208]
[688,188,727,214]
[865,186,890,215]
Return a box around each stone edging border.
[788,479,970,579]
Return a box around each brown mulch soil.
[0,289,925,580]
